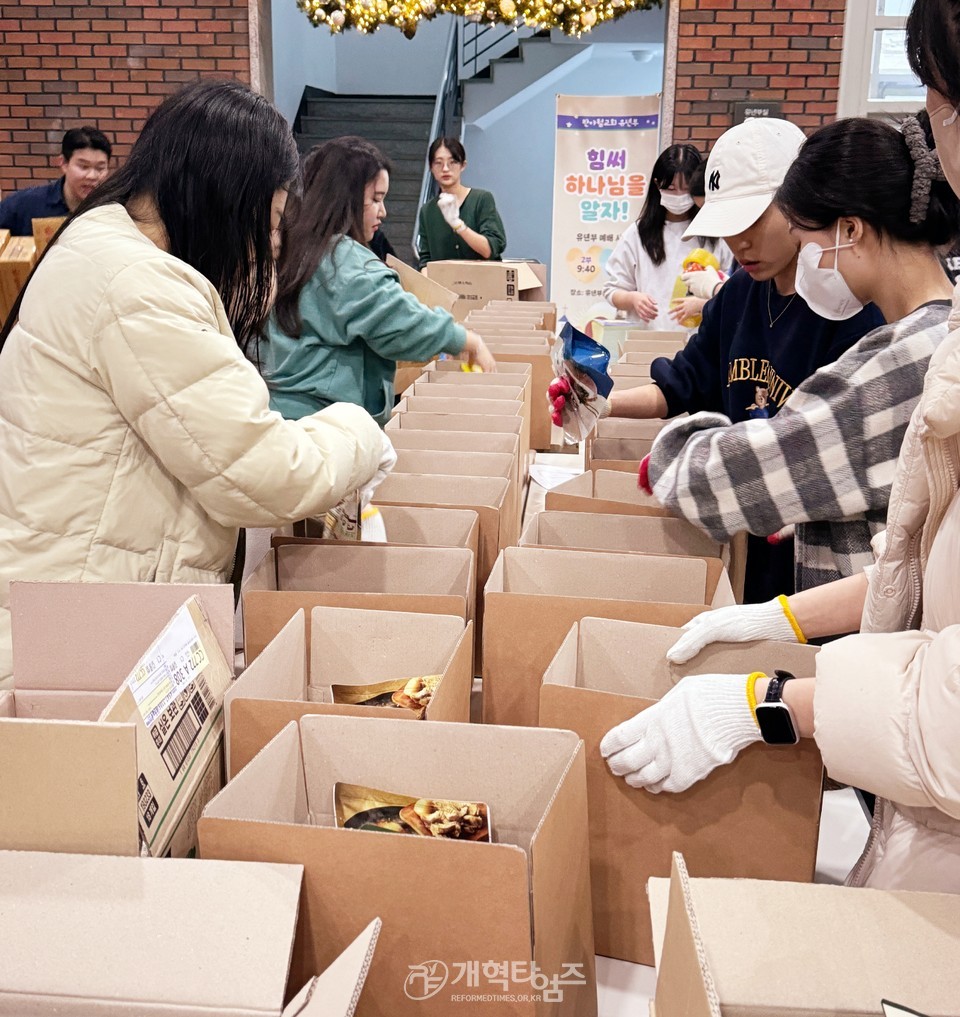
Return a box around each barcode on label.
[161,704,201,779]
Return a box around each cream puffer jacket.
[0,204,384,687]
[813,286,960,893]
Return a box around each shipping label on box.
[100,596,232,857]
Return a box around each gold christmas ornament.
[296,0,661,35]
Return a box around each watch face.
[755,703,799,745]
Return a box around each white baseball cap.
[683,118,806,239]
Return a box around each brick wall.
[0,0,253,196]
[671,0,847,151]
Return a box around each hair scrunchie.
[902,115,946,224]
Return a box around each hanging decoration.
[296,0,662,39]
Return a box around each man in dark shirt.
[0,126,112,235]
[606,118,884,602]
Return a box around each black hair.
[636,144,703,265]
[687,160,706,199]
[907,0,960,103]
[428,136,466,165]
[62,126,112,161]
[1,79,299,361]
[273,135,391,340]
[775,113,959,249]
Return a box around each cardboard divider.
[540,617,823,965]
[482,546,735,728]
[199,716,596,1017]
[520,511,722,561]
[226,608,474,778]
[653,852,960,1017]
[242,544,475,664]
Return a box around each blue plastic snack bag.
[548,321,614,444]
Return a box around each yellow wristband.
[777,594,808,644]
[746,671,766,726]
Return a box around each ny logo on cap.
[708,169,721,191]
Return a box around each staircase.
[295,89,439,265]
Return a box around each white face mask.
[660,191,694,215]
[794,222,863,321]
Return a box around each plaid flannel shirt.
[647,302,951,591]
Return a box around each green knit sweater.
[264,236,466,425]
[417,188,507,269]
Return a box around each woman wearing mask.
[602,9,960,893]
[417,137,507,269]
[602,144,735,332]
[264,136,495,426]
[0,81,389,688]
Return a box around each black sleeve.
[648,294,725,417]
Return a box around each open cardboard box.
[651,853,960,1017]
[373,472,511,670]
[608,364,653,381]
[424,260,546,320]
[584,418,667,473]
[1,594,233,858]
[623,330,687,346]
[226,607,473,778]
[0,850,380,1017]
[486,298,557,332]
[482,546,734,728]
[541,618,823,966]
[520,510,722,562]
[477,345,554,449]
[392,448,519,540]
[242,543,475,664]
[0,235,36,320]
[412,369,533,438]
[7,580,235,719]
[200,715,596,1017]
[544,469,670,517]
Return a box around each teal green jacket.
[264,236,467,425]
[417,188,507,269]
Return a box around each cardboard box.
[544,468,670,517]
[486,298,557,332]
[0,595,232,858]
[480,345,554,449]
[0,235,36,320]
[0,850,380,1017]
[623,329,687,346]
[392,448,519,538]
[540,618,823,965]
[424,260,546,320]
[31,215,66,256]
[0,229,9,256]
[242,543,475,663]
[482,546,735,728]
[608,364,653,381]
[9,581,235,717]
[520,510,722,561]
[226,606,474,777]
[584,418,667,473]
[199,715,597,1017]
[384,410,524,443]
[652,853,960,1017]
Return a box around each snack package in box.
[548,321,613,444]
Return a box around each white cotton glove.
[361,505,387,542]
[600,673,761,793]
[666,597,799,665]
[681,266,722,300]
[359,432,397,509]
[437,193,461,228]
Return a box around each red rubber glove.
[638,453,652,495]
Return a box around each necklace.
[767,281,797,328]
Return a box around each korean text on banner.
[550,95,661,329]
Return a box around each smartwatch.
[755,669,800,745]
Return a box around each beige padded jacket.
[0,204,384,686]
[813,287,960,892]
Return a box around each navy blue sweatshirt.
[649,269,884,602]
